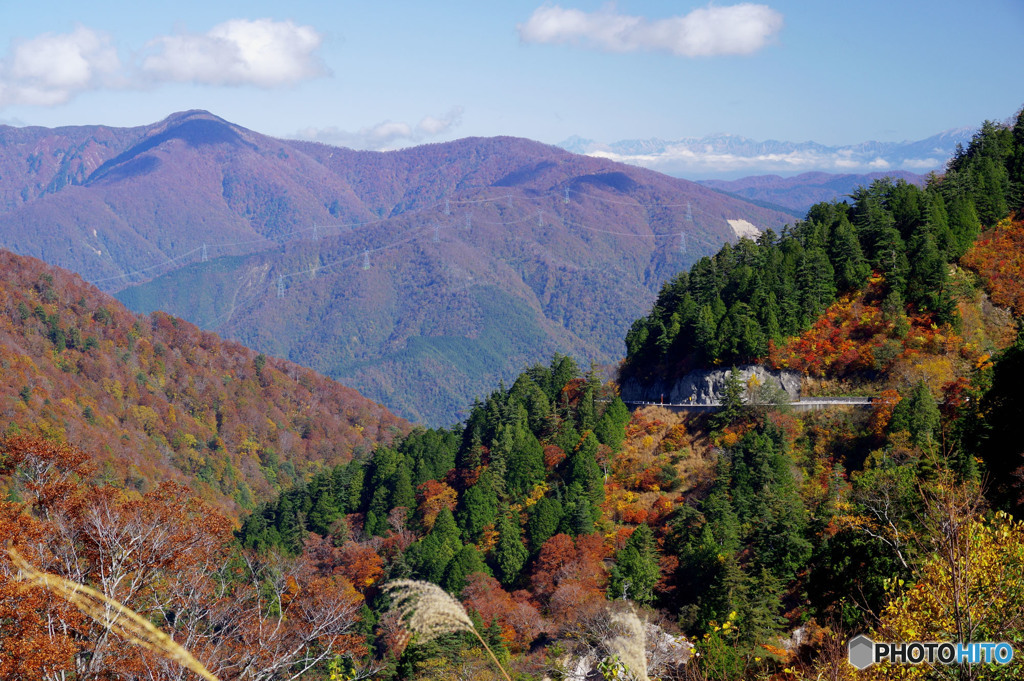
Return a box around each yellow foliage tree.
[871,510,1024,680]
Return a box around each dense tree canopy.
[624,116,1024,380]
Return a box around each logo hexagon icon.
[848,634,876,670]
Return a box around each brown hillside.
[0,249,409,516]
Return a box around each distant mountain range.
[559,128,974,180]
[697,170,929,216]
[0,110,795,426]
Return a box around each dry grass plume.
[383,579,512,681]
[9,547,220,681]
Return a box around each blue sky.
[1,1,1021,168]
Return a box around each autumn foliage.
[767,276,965,379]
[530,533,609,628]
[0,435,367,680]
[0,250,408,516]
[461,574,545,651]
[962,216,1024,316]
[416,479,458,531]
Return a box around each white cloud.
[0,26,120,107]
[518,3,783,57]
[833,157,861,169]
[296,107,465,150]
[370,121,413,142]
[142,19,326,87]
[417,107,464,136]
[0,19,328,109]
[584,146,942,177]
[902,157,940,170]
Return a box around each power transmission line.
[91,183,746,330]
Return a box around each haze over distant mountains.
[559,128,974,180]
[0,110,795,426]
[697,170,929,216]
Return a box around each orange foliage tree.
[530,533,609,631]
[416,479,458,531]
[962,217,1024,317]
[0,435,368,680]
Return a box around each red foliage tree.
[461,573,545,651]
[530,533,608,630]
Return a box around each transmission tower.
[201,243,208,263]
[686,202,694,222]
[564,187,570,204]
[277,275,284,298]
[362,249,371,270]
[312,223,319,241]
[444,198,451,216]
[433,224,440,242]
[679,232,687,253]
[538,210,544,227]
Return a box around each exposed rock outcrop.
[619,364,801,404]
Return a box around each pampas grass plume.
[8,548,220,681]
[383,579,512,681]
[607,609,649,681]
[382,579,475,644]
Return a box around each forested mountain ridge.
[0,109,790,287]
[0,110,795,426]
[623,113,1024,386]
[0,248,408,515]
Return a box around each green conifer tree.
[456,470,498,542]
[711,368,745,430]
[443,544,489,595]
[567,432,604,518]
[924,188,954,259]
[693,303,719,361]
[526,495,563,552]
[888,382,941,450]
[506,422,546,500]
[609,523,661,605]
[494,510,529,587]
[595,397,630,451]
[797,247,837,324]
[945,192,980,258]
[409,507,463,583]
[1008,107,1024,213]
[307,490,339,536]
[828,216,870,291]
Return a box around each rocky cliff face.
[619,365,801,404]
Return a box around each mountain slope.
[111,134,794,425]
[0,111,796,426]
[0,249,409,515]
[698,170,928,215]
[0,111,379,285]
